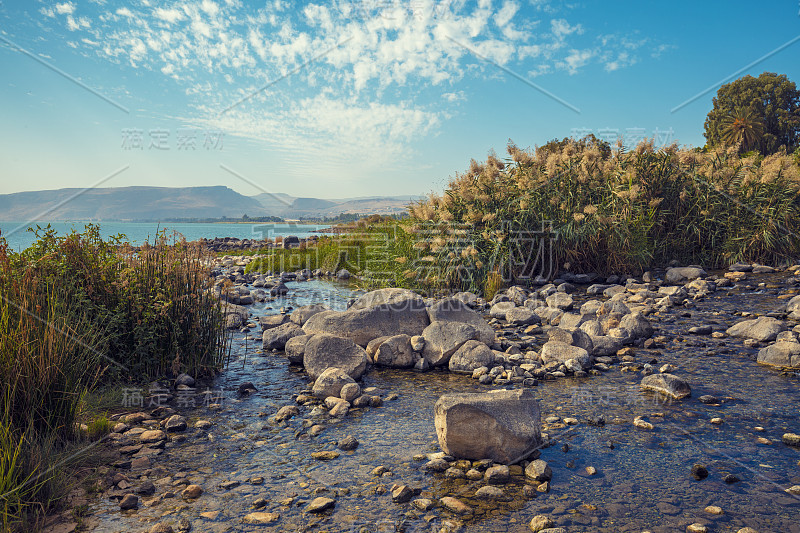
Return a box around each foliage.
[704,72,800,154]
[0,225,229,530]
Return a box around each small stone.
[182,484,203,499]
[529,514,554,532]
[756,437,772,445]
[723,474,740,484]
[338,435,359,451]
[391,485,413,503]
[148,524,173,533]
[243,512,279,524]
[475,485,506,500]
[311,451,340,460]
[465,469,483,480]
[252,497,268,509]
[439,496,471,514]
[484,465,510,485]
[412,498,434,511]
[164,415,187,432]
[524,460,552,482]
[786,485,800,495]
[704,505,723,515]
[783,433,800,446]
[194,420,212,429]
[710,417,723,425]
[737,529,758,533]
[691,464,708,480]
[585,466,597,476]
[119,493,138,510]
[687,524,708,533]
[139,430,166,443]
[372,465,391,476]
[306,497,335,513]
[698,395,719,404]
[200,511,220,520]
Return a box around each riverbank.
[45,255,800,533]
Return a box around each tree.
[719,108,765,152]
[704,72,800,154]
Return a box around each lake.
[0,221,329,252]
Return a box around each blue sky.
[1,0,799,199]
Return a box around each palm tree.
[720,108,765,152]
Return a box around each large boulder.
[448,340,496,374]
[285,334,310,364]
[434,389,541,464]
[373,334,416,368]
[640,373,691,400]
[428,297,495,345]
[303,334,369,380]
[786,294,800,320]
[422,322,480,366]
[290,304,329,326]
[619,312,654,339]
[312,368,356,399]
[540,341,590,368]
[545,292,573,310]
[262,322,304,350]
[489,301,516,320]
[726,317,786,342]
[757,341,800,368]
[665,266,706,284]
[303,289,429,346]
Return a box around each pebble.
[691,464,708,480]
[311,451,339,460]
[181,484,203,499]
[585,466,597,476]
[242,512,279,524]
[119,493,138,510]
[439,496,471,514]
[306,497,335,513]
[687,524,708,533]
[338,435,359,451]
[710,417,723,425]
[783,433,800,446]
[529,514,554,532]
[704,505,723,515]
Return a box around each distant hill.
[0,186,421,221]
[0,186,265,221]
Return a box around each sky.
[1,0,799,200]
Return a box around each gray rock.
[304,289,429,346]
[484,464,510,485]
[505,307,541,326]
[174,373,195,387]
[339,382,361,402]
[540,341,590,368]
[474,485,508,500]
[489,301,516,319]
[640,373,691,399]
[262,322,304,350]
[312,368,356,399]
[303,334,369,380]
[285,334,311,364]
[787,294,800,320]
[448,340,496,374]
[665,266,706,284]
[259,314,290,330]
[164,415,187,432]
[525,459,552,481]
[373,334,416,368]
[426,298,494,346]
[119,493,138,510]
[290,304,329,325]
[726,316,785,342]
[434,389,541,464]
[589,335,623,356]
[422,321,480,366]
[757,341,800,368]
[620,312,654,339]
[306,496,335,512]
[545,292,573,310]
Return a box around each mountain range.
[0,186,420,221]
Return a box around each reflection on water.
[91,278,800,533]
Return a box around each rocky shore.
[46,258,800,533]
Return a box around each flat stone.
[306,497,335,513]
[242,512,279,524]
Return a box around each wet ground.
[89,277,800,533]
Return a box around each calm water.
[89,277,800,533]
[0,221,329,252]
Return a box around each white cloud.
[66,16,80,31]
[154,7,184,24]
[557,48,594,74]
[55,2,75,15]
[442,91,466,103]
[116,7,134,17]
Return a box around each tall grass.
[0,225,229,530]
[243,138,800,296]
